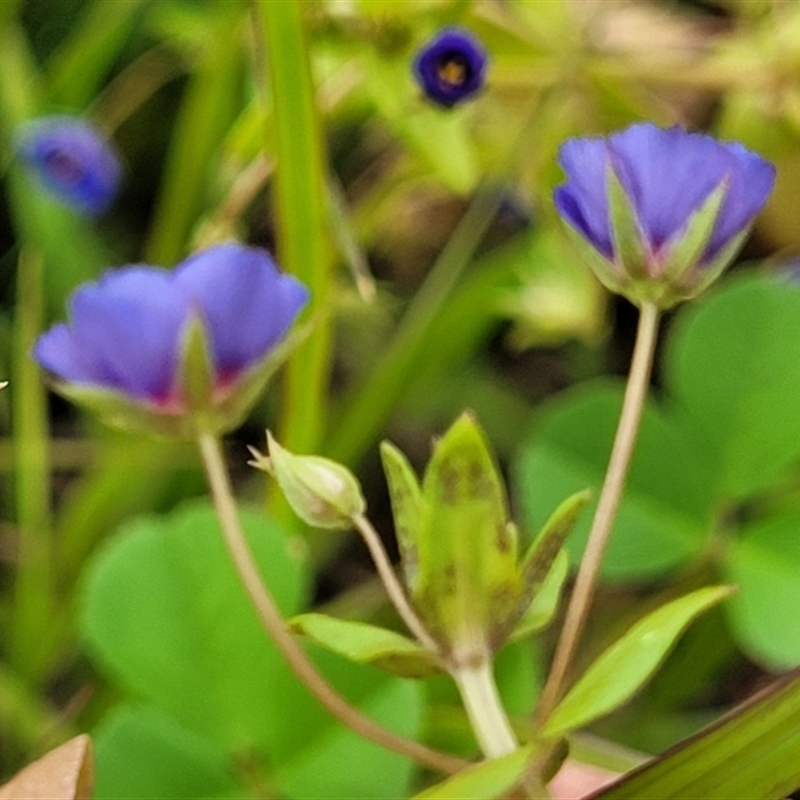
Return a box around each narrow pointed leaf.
[510,550,569,641]
[289,613,442,678]
[543,586,734,738]
[380,440,423,589]
[413,745,537,800]
[521,490,589,603]
[591,667,800,799]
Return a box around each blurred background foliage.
[1,0,800,797]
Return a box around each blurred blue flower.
[413,27,487,108]
[554,123,776,307]
[16,116,122,216]
[33,243,309,431]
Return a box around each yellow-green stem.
[453,661,518,759]
[196,431,466,775]
[10,247,52,680]
[537,302,660,726]
[453,661,551,798]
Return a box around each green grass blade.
[255,0,333,454]
[592,667,800,799]
[46,0,147,109]
[144,6,244,265]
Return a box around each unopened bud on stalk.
[250,433,366,529]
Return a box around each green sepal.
[560,222,627,299]
[47,381,193,438]
[289,613,442,678]
[542,585,735,739]
[607,162,649,282]
[414,412,520,662]
[380,440,423,591]
[680,227,748,302]
[509,549,569,642]
[203,321,311,435]
[519,490,589,612]
[177,313,215,420]
[658,180,727,289]
[250,433,365,529]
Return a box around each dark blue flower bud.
[16,116,122,216]
[554,123,776,308]
[413,27,487,108]
[33,243,309,436]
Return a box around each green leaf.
[80,500,308,754]
[515,381,712,580]
[725,509,800,670]
[274,662,422,800]
[593,667,800,799]
[289,613,442,678]
[93,706,239,800]
[665,273,800,501]
[417,412,521,656]
[81,500,423,799]
[413,745,537,800]
[543,586,734,738]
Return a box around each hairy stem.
[196,431,466,774]
[536,302,660,725]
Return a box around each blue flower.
[16,116,122,216]
[554,123,776,307]
[33,243,309,434]
[413,28,487,108]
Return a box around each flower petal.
[66,268,187,399]
[174,243,309,378]
[554,137,614,258]
[16,116,122,216]
[413,27,488,108]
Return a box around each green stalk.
[253,0,332,454]
[9,247,52,681]
[536,302,660,725]
[0,21,54,681]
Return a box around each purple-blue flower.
[16,116,122,216]
[413,28,487,108]
[34,243,309,419]
[554,123,776,306]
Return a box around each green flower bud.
[250,433,365,529]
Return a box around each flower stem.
[452,659,551,797]
[196,431,466,775]
[536,302,660,726]
[452,660,518,759]
[351,512,439,653]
